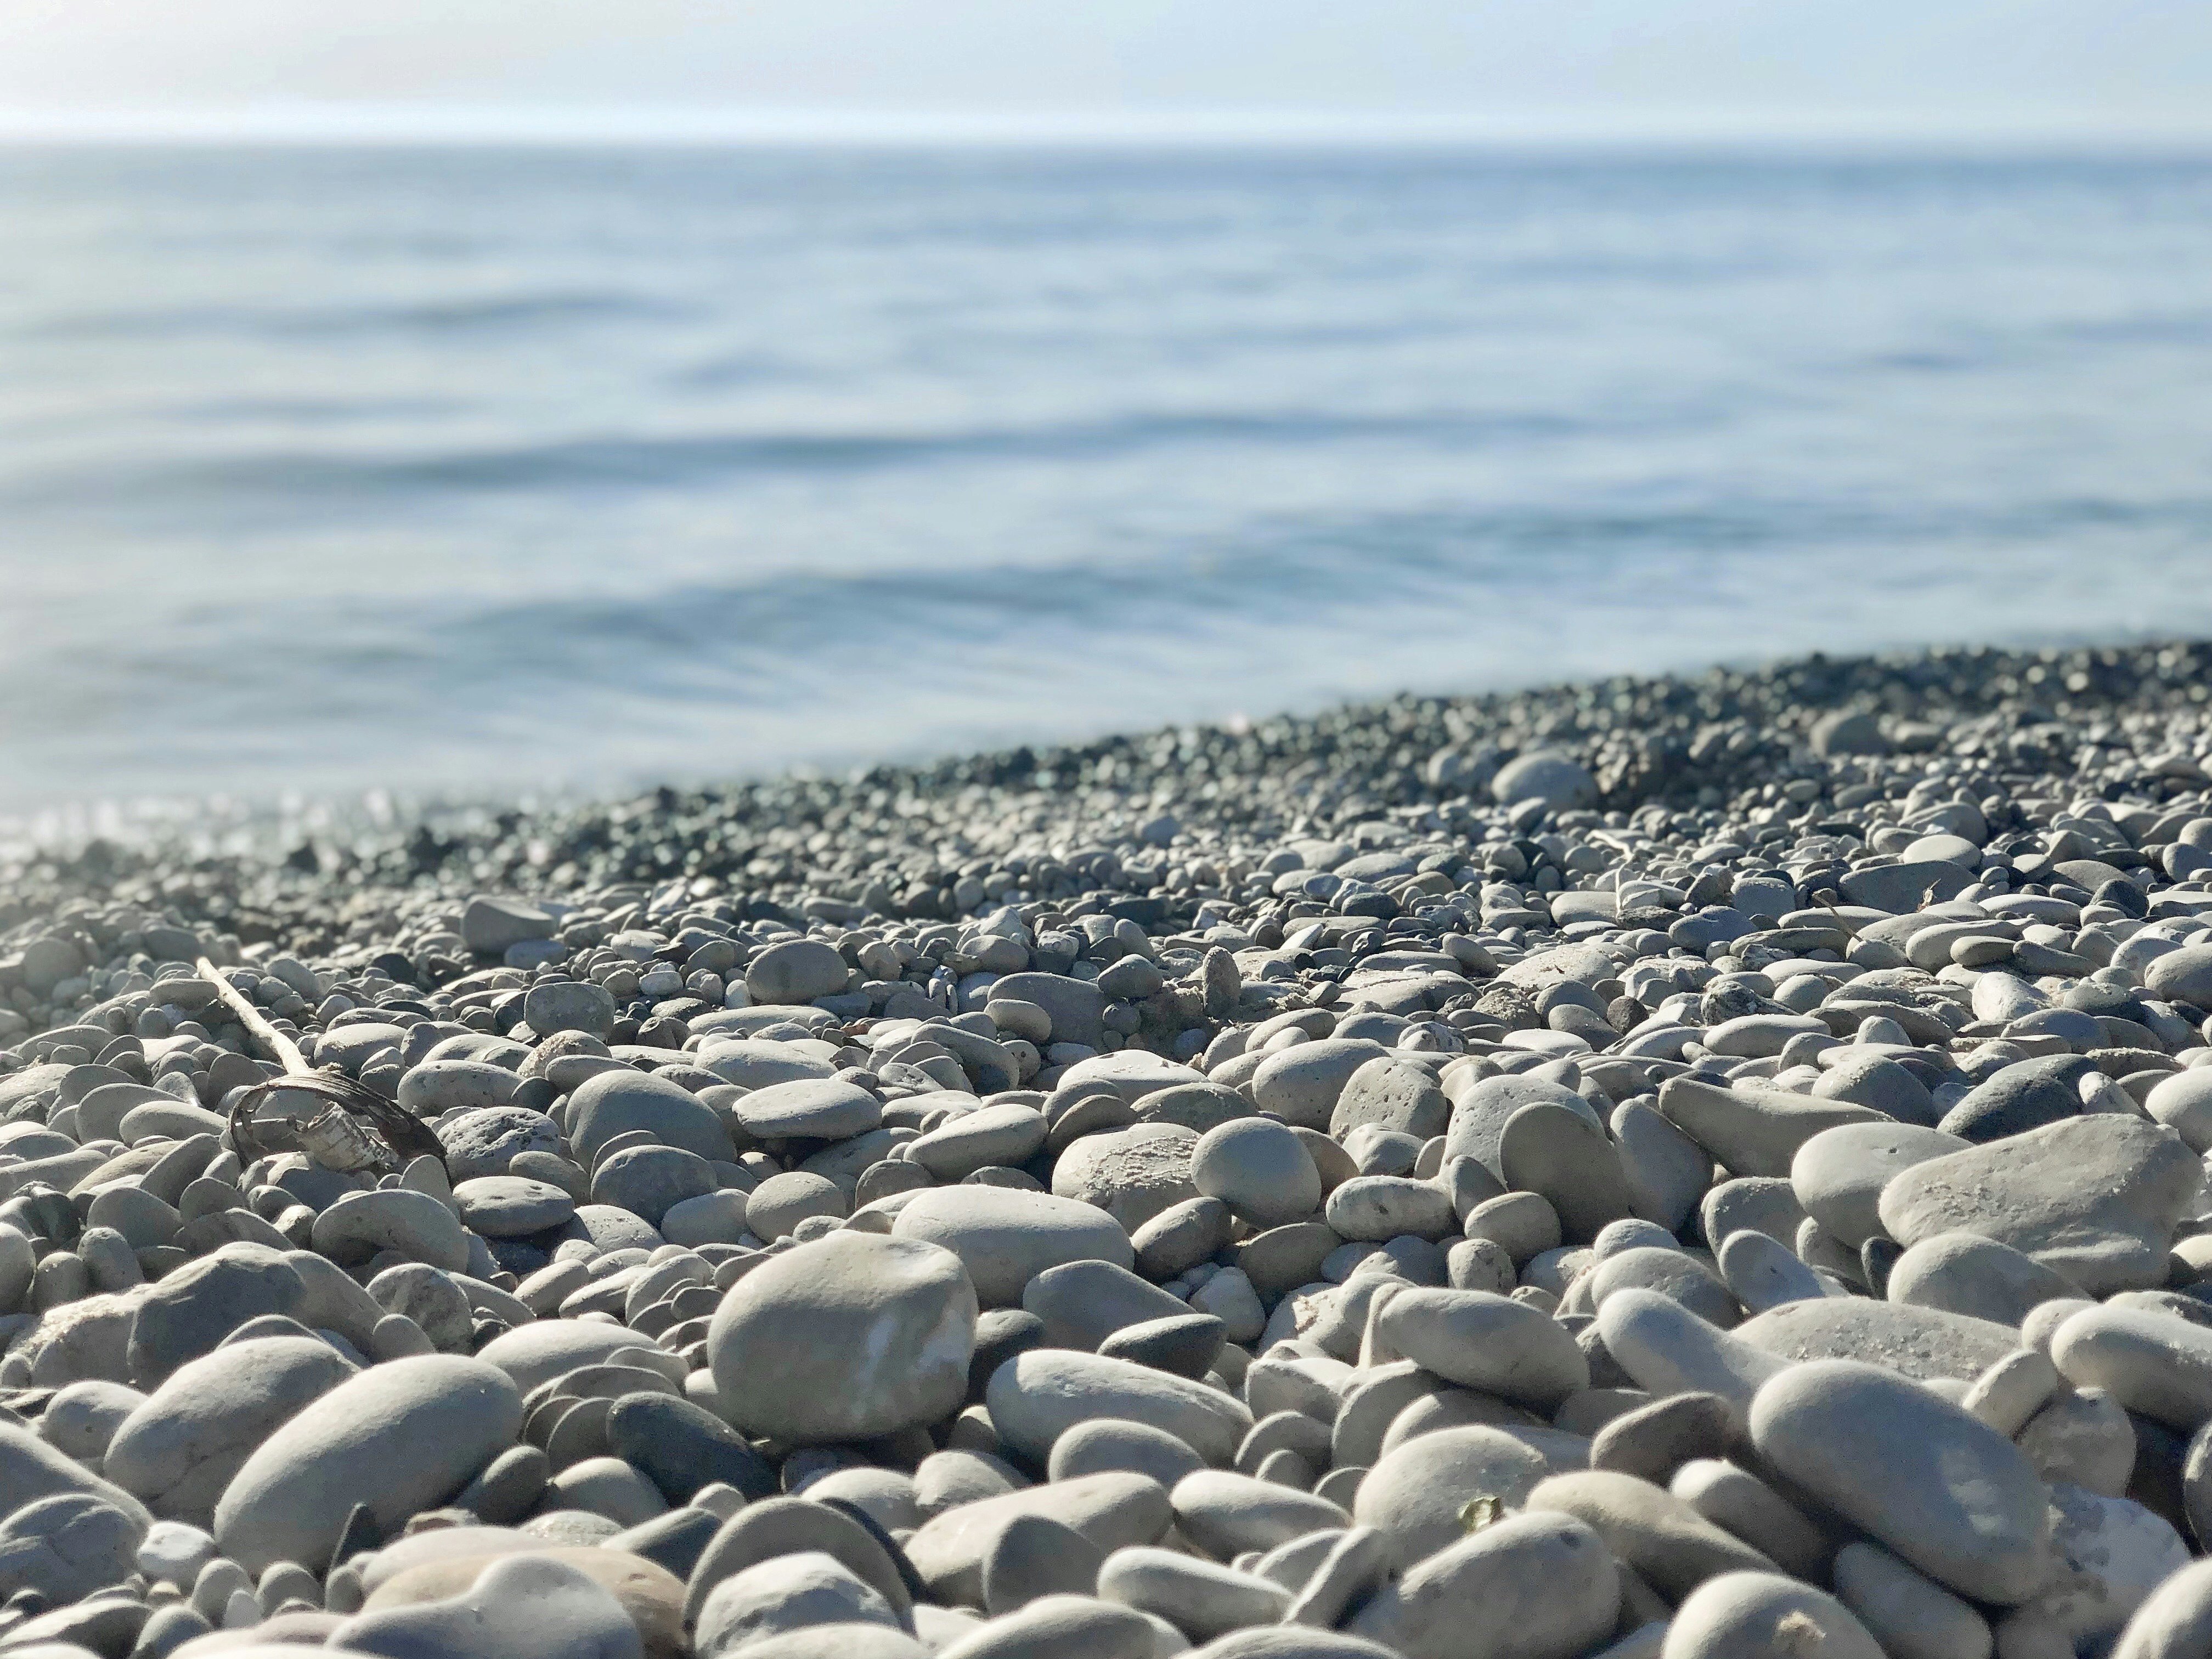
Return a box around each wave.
[19,289,685,342]
[0,407,1606,509]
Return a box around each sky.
[1,0,2208,140]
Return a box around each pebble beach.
[9,637,2212,1656]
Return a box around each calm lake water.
[3,143,2210,819]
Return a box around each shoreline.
[5,632,2205,887]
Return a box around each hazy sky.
[1,0,2207,138]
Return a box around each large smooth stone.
[1190,1119,1321,1228]
[1353,1426,1551,1568]
[1371,1289,1589,1409]
[932,1595,1153,1659]
[1595,1290,1788,1423]
[1886,1232,2084,1327]
[397,1059,520,1118]
[477,1323,660,1394]
[2145,1070,2212,1154]
[1662,1571,1884,1659]
[2015,1482,2190,1651]
[558,1204,667,1255]
[1734,1298,2018,1383]
[104,1337,356,1524]
[1094,1544,1289,1639]
[1344,1510,1618,1659]
[1657,1076,1884,1179]
[2050,1305,2212,1432]
[1169,1470,1347,1561]
[908,1105,1049,1182]
[455,1177,576,1238]
[1051,1124,1199,1232]
[119,1099,229,1141]
[892,1187,1133,1307]
[0,1428,147,1536]
[36,1379,143,1464]
[0,1493,144,1606]
[591,1147,716,1228]
[1329,1058,1450,1142]
[2146,946,2212,1008]
[605,1394,777,1505]
[462,895,555,955]
[310,1189,472,1273]
[438,1108,563,1182]
[1812,1053,1940,1127]
[2107,1555,2212,1659]
[1789,1122,1968,1248]
[1588,1248,1742,1329]
[335,1553,642,1659]
[744,940,851,1005]
[1939,1056,2089,1143]
[684,1495,913,1628]
[902,1472,1173,1607]
[284,1249,390,1351]
[1021,1259,1191,1352]
[708,1232,976,1446]
[1876,1115,2202,1296]
[2018,1385,2135,1497]
[1442,1076,1598,1177]
[1490,750,1598,811]
[990,974,1107,1051]
[213,1355,524,1573]
[363,1545,685,1659]
[1716,1228,1825,1314]
[730,1080,882,1142]
[126,1243,308,1386]
[986,1351,1252,1467]
[74,1082,173,1145]
[1523,1469,1776,1600]
[693,1550,901,1658]
[1249,1041,1393,1131]
[1058,1054,1206,1108]
[1749,1359,2050,1605]
[696,1041,837,1091]
[316,1022,407,1075]
[1498,1103,1634,1242]
[1613,1101,1713,1233]
[566,1070,734,1166]
[1839,860,1973,914]
[1831,1542,1993,1659]
[522,980,619,1040]
[1324,1176,1454,1243]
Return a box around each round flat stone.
[567,1070,734,1167]
[730,1079,882,1142]
[455,1177,576,1238]
[709,1232,977,1446]
[1190,1119,1322,1228]
[744,940,850,1005]
[908,1104,1049,1181]
[523,980,619,1040]
[590,1147,716,1227]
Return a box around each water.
[4,142,2211,821]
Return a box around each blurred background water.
[3,142,2210,821]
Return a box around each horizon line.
[3,103,2211,150]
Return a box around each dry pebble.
[12,641,2212,1652]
